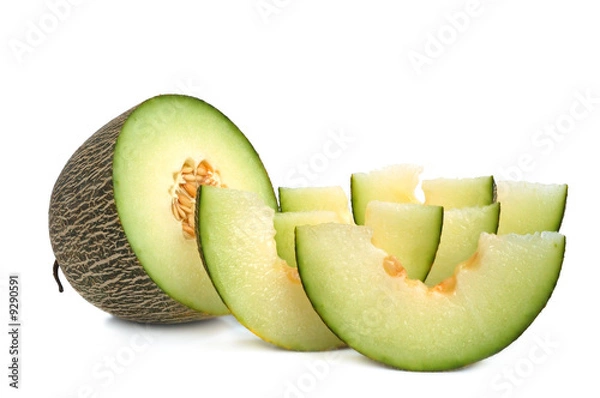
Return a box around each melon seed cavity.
[170,158,225,239]
[382,254,458,294]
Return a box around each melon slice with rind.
[296,223,565,371]
[364,201,443,281]
[422,176,496,208]
[278,186,353,224]
[351,164,423,225]
[197,186,344,351]
[274,211,343,268]
[497,181,567,235]
[424,203,500,286]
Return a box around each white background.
[1,1,599,397]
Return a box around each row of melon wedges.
[49,95,567,372]
[197,165,567,371]
[282,164,567,287]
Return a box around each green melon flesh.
[279,186,353,224]
[351,164,423,225]
[364,201,443,281]
[496,181,568,235]
[422,176,496,208]
[112,95,277,315]
[296,223,565,371]
[424,203,500,286]
[274,211,342,268]
[197,186,344,351]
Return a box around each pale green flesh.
[279,186,353,224]
[113,95,276,315]
[198,186,343,351]
[364,201,443,281]
[274,211,341,268]
[422,176,495,209]
[497,181,568,235]
[351,164,423,225]
[296,223,565,371]
[425,203,500,286]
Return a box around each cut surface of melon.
[424,203,500,286]
[422,176,495,208]
[364,201,443,281]
[279,186,353,224]
[197,186,344,351]
[497,181,567,235]
[296,223,565,371]
[113,95,277,315]
[351,164,423,225]
[274,211,342,267]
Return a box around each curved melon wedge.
[351,164,423,225]
[497,181,568,235]
[274,211,344,268]
[296,223,565,371]
[424,203,500,286]
[279,186,353,224]
[422,175,496,208]
[365,201,443,281]
[197,186,344,351]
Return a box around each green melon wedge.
[424,203,500,286]
[274,211,344,268]
[422,176,496,208]
[351,164,423,225]
[197,186,344,351]
[278,186,353,224]
[364,201,443,281]
[497,181,568,234]
[296,223,565,371]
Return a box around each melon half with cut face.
[49,94,277,323]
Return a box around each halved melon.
[197,186,344,351]
[497,181,568,234]
[49,94,277,323]
[278,186,353,224]
[364,201,443,281]
[351,164,423,225]
[296,223,565,371]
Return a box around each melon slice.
[364,201,443,281]
[197,186,344,351]
[49,94,277,323]
[424,203,500,286]
[496,181,568,234]
[278,186,353,224]
[422,176,496,208]
[351,164,423,225]
[295,223,565,371]
[274,211,344,268]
